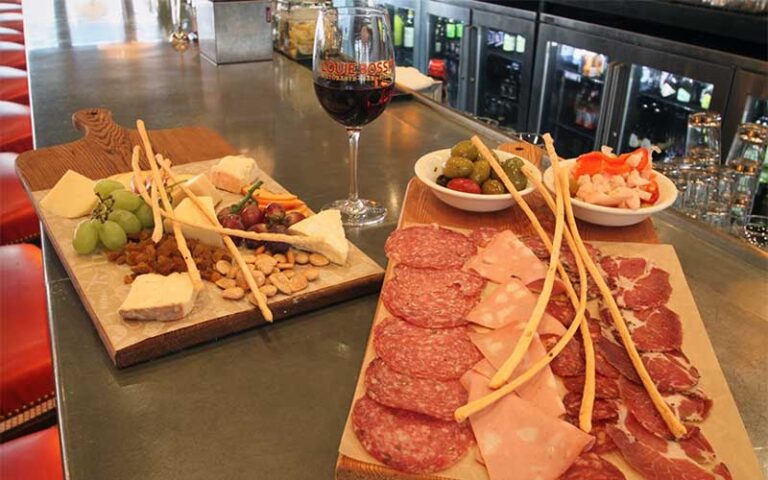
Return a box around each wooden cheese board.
[16,108,384,368]
[335,175,761,478]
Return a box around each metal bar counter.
[23,4,767,479]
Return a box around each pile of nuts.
[210,247,330,304]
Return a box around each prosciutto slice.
[642,352,700,393]
[599,256,672,310]
[603,306,683,352]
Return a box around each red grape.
[284,211,306,227]
[219,214,245,246]
[245,223,269,249]
[240,203,264,229]
[264,203,286,225]
[266,224,289,254]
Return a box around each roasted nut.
[277,262,294,269]
[289,273,308,292]
[226,264,238,279]
[242,254,257,264]
[269,272,292,295]
[258,285,278,298]
[286,249,295,264]
[271,267,280,275]
[255,254,277,275]
[304,267,320,282]
[215,260,231,275]
[253,270,266,287]
[294,251,309,265]
[222,287,245,300]
[284,270,295,279]
[255,245,266,254]
[236,269,248,289]
[273,253,287,263]
[309,253,330,267]
[216,278,237,289]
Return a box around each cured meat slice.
[384,225,476,269]
[599,256,672,310]
[642,352,700,393]
[595,350,621,379]
[469,325,565,417]
[563,417,618,454]
[666,390,712,423]
[470,227,501,248]
[467,278,565,335]
[373,317,482,381]
[541,333,585,378]
[547,295,576,326]
[621,306,682,352]
[464,230,548,285]
[463,370,594,480]
[364,358,467,421]
[607,411,732,480]
[562,374,620,399]
[558,453,625,480]
[596,336,641,383]
[563,392,619,422]
[351,396,473,474]
[618,376,673,440]
[382,265,484,328]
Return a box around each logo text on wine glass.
[319,59,394,82]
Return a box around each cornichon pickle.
[469,159,491,184]
[450,140,478,161]
[481,179,505,195]
[443,156,474,178]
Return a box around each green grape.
[110,190,142,212]
[72,219,100,255]
[99,220,127,251]
[108,209,142,235]
[94,179,125,198]
[134,202,154,229]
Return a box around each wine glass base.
[322,199,387,227]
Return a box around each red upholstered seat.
[0,101,32,152]
[0,152,38,243]
[0,12,23,32]
[0,27,23,44]
[0,426,63,480]
[0,40,24,68]
[0,66,27,103]
[0,244,53,418]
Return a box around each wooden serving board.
[335,160,760,479]
[16,109,384,368]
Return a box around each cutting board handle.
[71,108,133,158]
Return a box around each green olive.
[491,157,524,184]
[450,140,478,161]
[509,170,528,191]
[443,156,474,178]
[481,179,505,195]
[469,159,491,184]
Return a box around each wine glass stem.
[347,128,362,205]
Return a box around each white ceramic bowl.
[542,159,678,227]
[414,148,541,213]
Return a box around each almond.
[215,278,237,289]
[222,287,245,300]
[215,260,231,276]
[289,273,308,292]
[269,272,292,295]
[309,253,330,267]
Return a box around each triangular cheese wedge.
[288,209,348,265]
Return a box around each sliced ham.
[468,324,565,418]
[465,230,548,285]
[463,370,594,480]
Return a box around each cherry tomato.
[573,152,604,177]
[446,178,482,194]
[643,178,660,205]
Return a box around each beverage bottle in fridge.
[456,21,463,39]
[393,9,404,47]
[446,18,456,40]
[434,18,444,54]
[660,72,678,98]
[404,10,415,49]
[509,62,520,102]
[677,77,694,104]
[502,32,515,52]
[515,34,525,54]
[700,84,713,110]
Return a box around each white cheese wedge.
[288,209,348,265]
[209,155,257,193]
[164,196,223,248]
[118,272,197,321]
[169,173,222,207]
[39,170,98,218]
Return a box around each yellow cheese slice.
[39,170,98,218]
[164,196,223,248]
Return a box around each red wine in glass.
[313,79,394,128]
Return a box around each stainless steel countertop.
[23,2,767,479]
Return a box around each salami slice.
[642,352,700,393]
[373,317,482,381]
[382,265,484,328]
[596,336,641,383]
[562,374,620,399]
[559,453,625,480]
[384,225,476,269]
[563,392,619,422]
[541,334,585,377]
[470,227,501,248]
[595,351,620,379]
[365,358,467,422]
[351,396,474,474]
[564,417,618,454]
[547,295,576,326]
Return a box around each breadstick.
[137,121,204,292]
[471,136,566,389]
[136,121,164,243]
[546,138,687,439]
[157,157,273,322]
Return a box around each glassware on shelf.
[685,111,722,166]
[274,0,328,60]
[726,122,768,222]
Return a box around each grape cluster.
[73,179,154,255]
[217,201,305,253]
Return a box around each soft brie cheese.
[209,155,257,193]
[170,173,222,206]
[39,170,98,218]
[118,272,196,321]
[164,196,223,248]
[288,209,348,265]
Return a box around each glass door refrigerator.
[466,5,536,133]
[377,0,420,69]
[424,0,471,110]
[531,16,734,161]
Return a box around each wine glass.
[313,3,395,226]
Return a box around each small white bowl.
[414,148,541,213]
[542,159,678,227]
